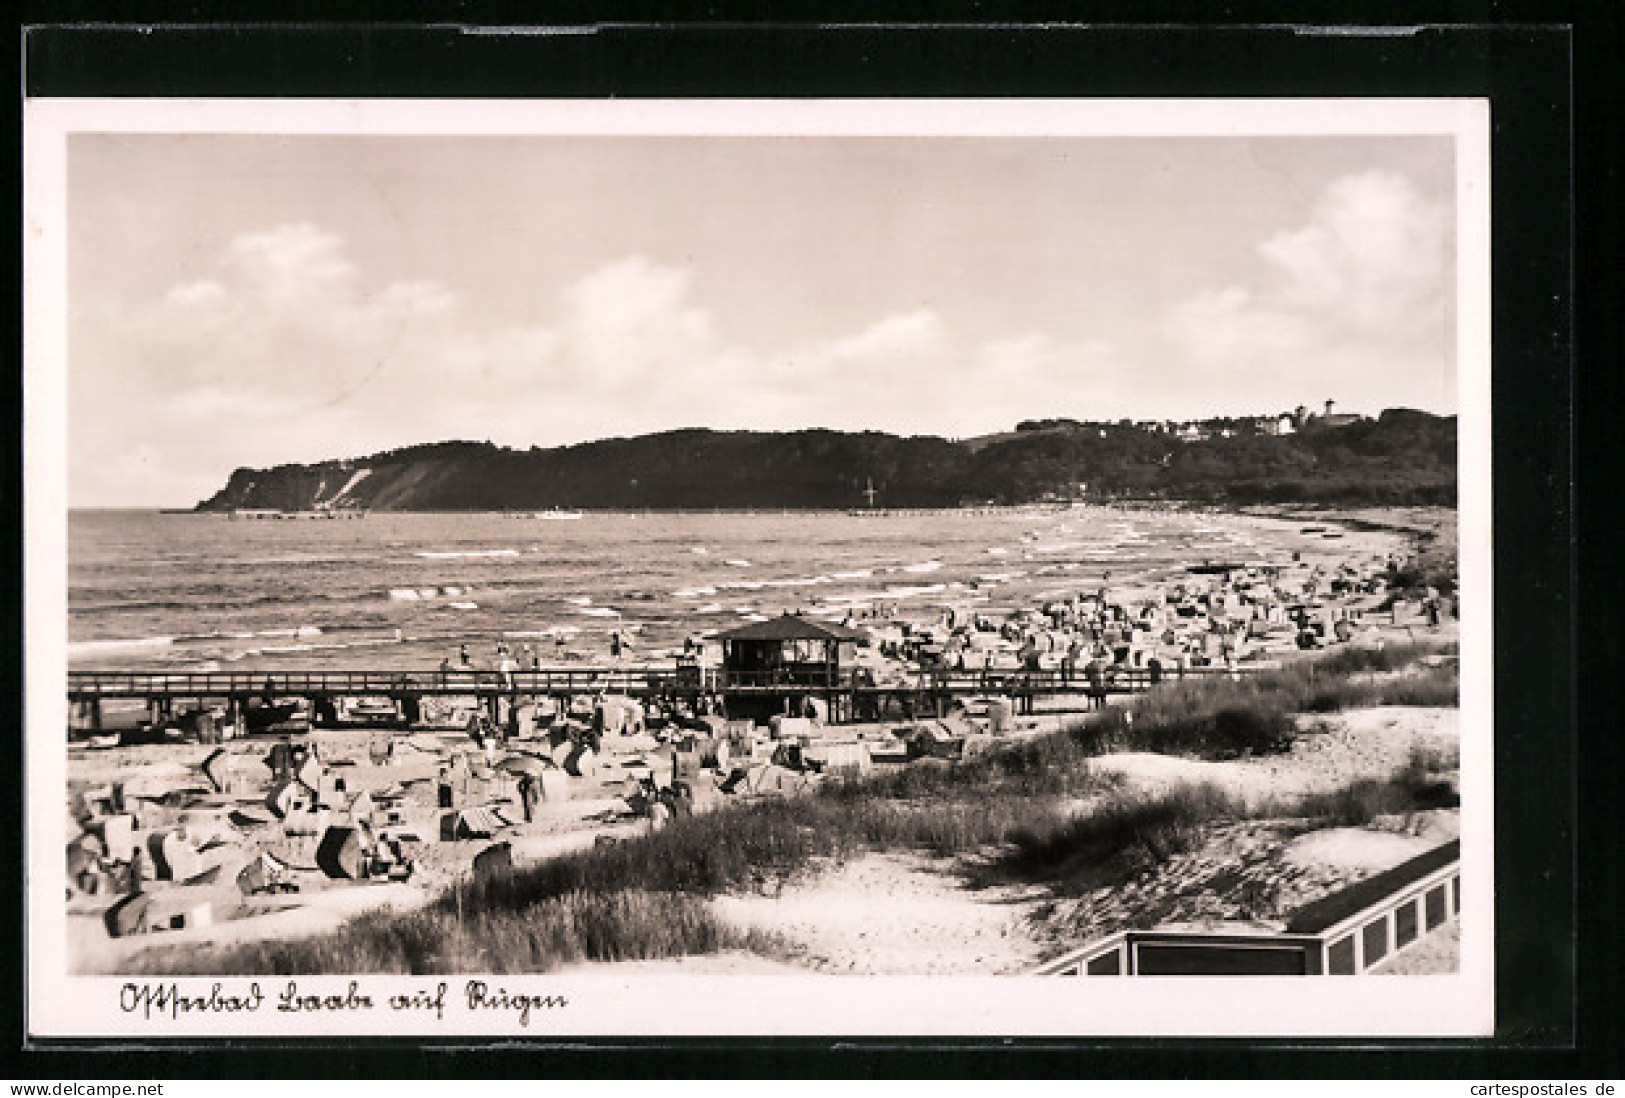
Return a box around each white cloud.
[1162,170,1453,412]
[555,257,717,387]
[165,280,227,308]
[1259,170,1450,334]
[812,309,949,367]
[228,223,357,304]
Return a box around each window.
[1362,919,1389,964]
[1086,951,1121,975]
[1327,936,1357,975]
[1425,885,1447,929]
[1395,900,1419,947]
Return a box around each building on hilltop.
[1292,399,1366,432]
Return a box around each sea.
[66,506,1366,674]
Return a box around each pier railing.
[1030,840,1461,976]
[67,661,1261,703]
[65,667,705,700]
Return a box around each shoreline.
[89,500,1458,522]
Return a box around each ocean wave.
[673,586,718,598]
[388,586,479,602]
[235,553,372,566]
[901,560,943,574]
[448,601,479,611]
[724,559,751,568]
[412,549,521,560]
[71,591,337,614]
[884,583,947,599]
[257,625,324,637]
[68,635,176,657]
[576,606,621,618]
[505,626,582,639]
[829,569,873,580]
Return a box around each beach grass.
[124,888,780,976]
[1291,741,1460,827]
[1079,641,1458,758]
[1002,782,1245,883]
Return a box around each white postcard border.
[24,96,1494,1039]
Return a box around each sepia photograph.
[24,97,1493,1038]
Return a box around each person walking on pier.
[1084,655,1106,711]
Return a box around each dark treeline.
[195,410,1455,512]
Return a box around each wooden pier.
[66,663,1254,730]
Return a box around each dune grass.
[1002,782,1246,884]
[992,756,1458,893]
[1293,742,1460,827]
[1079,641,1458,758]
[124,888,779,976]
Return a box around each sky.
[65,131,1458,508]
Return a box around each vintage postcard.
[24,97,1492,1038]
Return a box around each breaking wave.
[412,548,521,560]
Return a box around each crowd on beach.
[846,545,1454,698]
[417,536,1455,719]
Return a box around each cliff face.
[194,414,1457,512]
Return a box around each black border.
[9,14,1598,1079]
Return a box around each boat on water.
[529,508,584,520]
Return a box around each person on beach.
[496,643,516,689]
[517,774,537,823]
